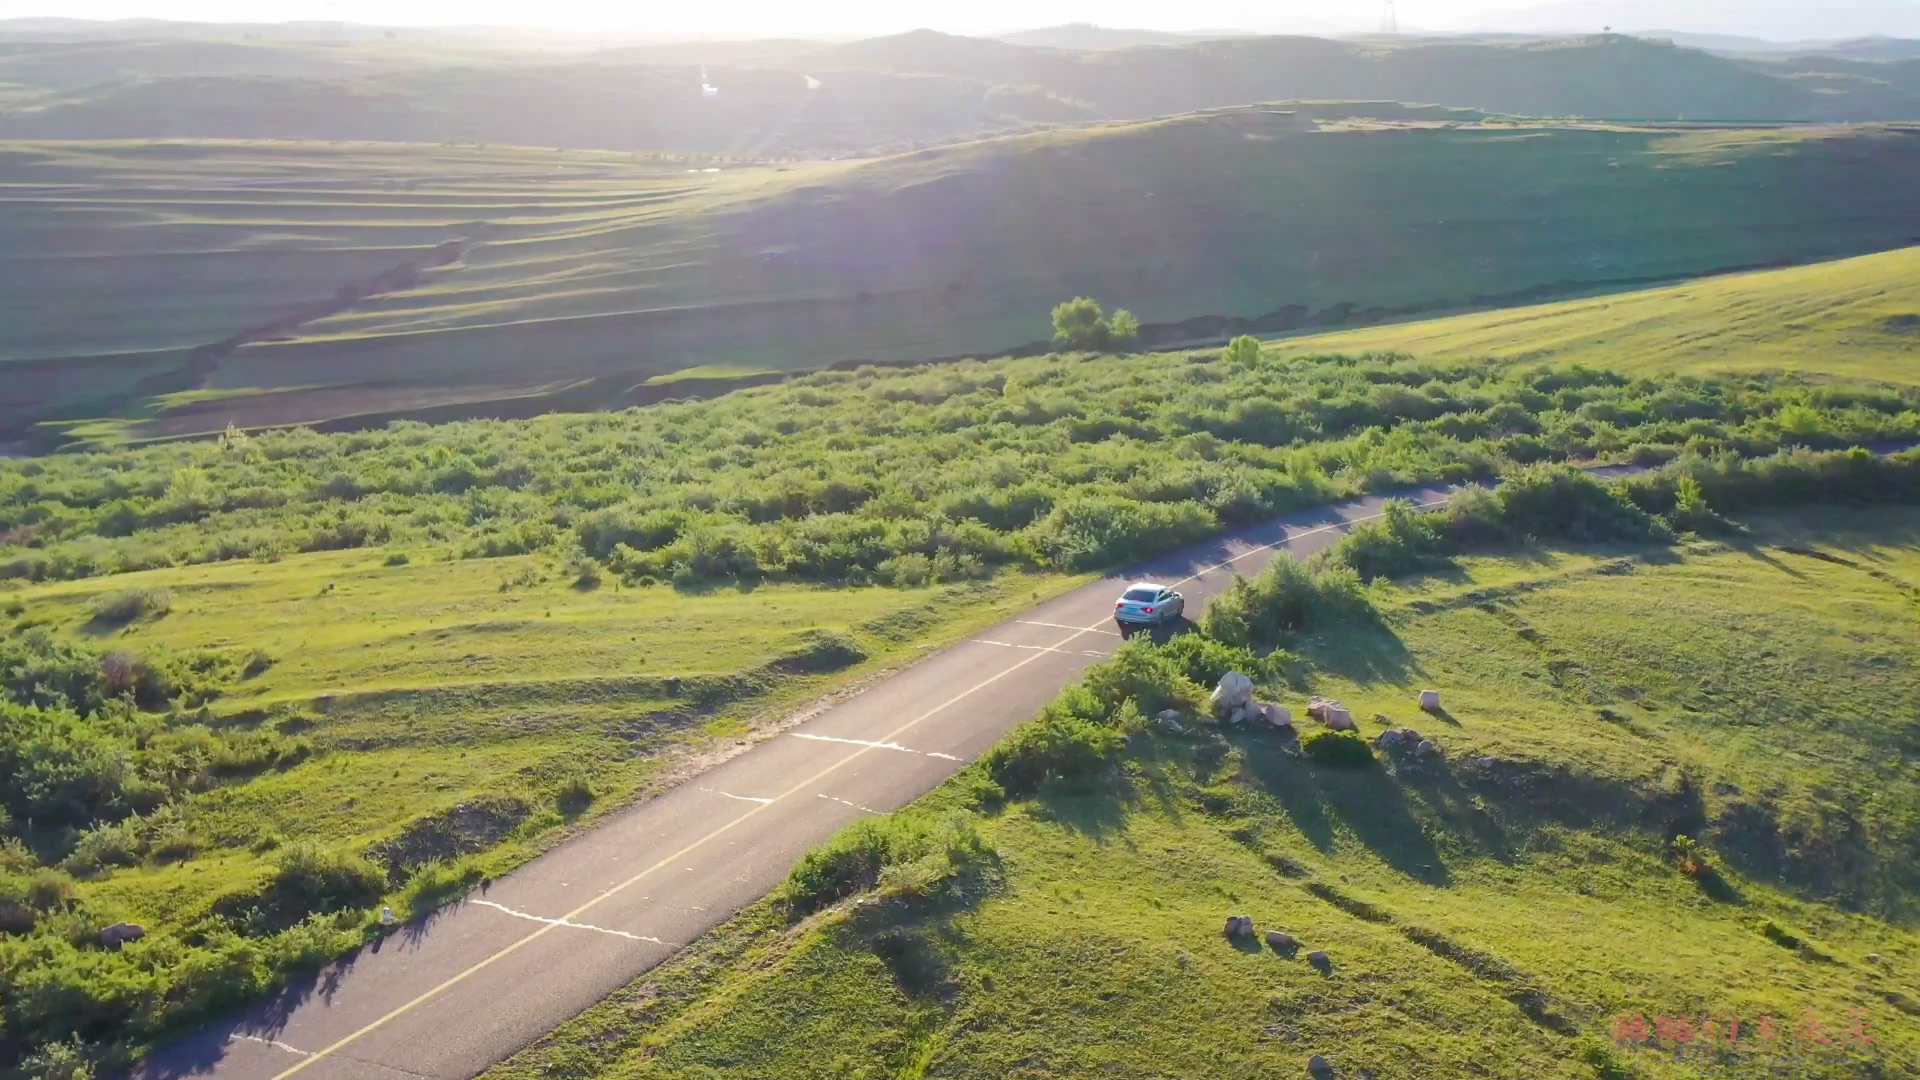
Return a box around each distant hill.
[8,118,1920,441]
[4,31,1918,156]
[995,23,1242,50]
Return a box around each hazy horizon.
[8,1,1920,42]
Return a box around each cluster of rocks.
[1306,697,1355,731]
[1373,726,1441,761]
[1224,914,1330,972]
[1210,672,1295,732]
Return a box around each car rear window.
[1122,587,1159,602]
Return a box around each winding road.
[141,482,1468,1080]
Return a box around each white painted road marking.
[817,793,881,814]
[230,1036,310,1058]
[972,638,1112,658]
[789,732,920,754]
[472,900,672,946]
[699,787,775,805]
[1018,620,1124,636]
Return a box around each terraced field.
[7,119,1920,447]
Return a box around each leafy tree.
[1052,297,1109,350]
[1106,308,1139,348]
[1222,334,1261,368]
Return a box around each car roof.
[1125,582,1169,592]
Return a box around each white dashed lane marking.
[972,638,1112,658]
[472,900,674,946]
[230,1035,311,1058]
[788,732,964,761]
[1018,620,1124,637]
[817,793,882,814]
[699,787,775,805]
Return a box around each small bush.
[89,588,170,626]
[241,648,275,678]
[402,858,488,915]
[14,1038,96,1080]
[555,772,597,817]
[783,811,993,916]
[1202,555,1371,649]
[212,845,384,933]
[982,713,1125,797]
[1300,730,1374,768]
[383,551,411,567]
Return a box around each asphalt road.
[139,482,1464,1080]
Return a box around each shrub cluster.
[3,353,1912,588]
[782,812,994,916]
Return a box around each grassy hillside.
[488,500,1920,1080]
[4,32,1918,157]
[4,304,1920,1063]
[1277,246,1920,383]
[9,120,1920,444]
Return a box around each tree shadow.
[131,949,364,1080]
[1728,540,1807,580]
[1233,734,1453,885]
[1394,759,1513,862]
[1025,775,1136,847]
[1293,621,1420,688]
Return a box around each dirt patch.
[1882,313,1920,334]
[367,795,533,881]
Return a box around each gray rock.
[1415,739,1440,758]
[1308,1053,1332,1075]
[1224,915,1255,939]
[1419,689,1442,712]
[1259,702,1295,729]
[1211,672,1255,717]
[1154,709,1189,734]
[1307,949,1331,972]
[1266,930,1296,950]
[101,922,146,948]
[1374,729,1404,749]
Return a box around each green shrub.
[982,713,1126,797]
[1202,556,1370,649]
[783,811,994,916]
[555,772,597,817]
[212,845,384,933]
[1301,730,1374,767]
[1222,335,1262,368]
[88,589,170,626]
[1327,498,1452,580]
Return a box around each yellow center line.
[269,496,1436,1079]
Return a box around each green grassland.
[4,326,1919,1066]
[8,118,1920,445]
[490,505,1920,1080]
[1279,246,1920,383]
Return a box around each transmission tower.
[1380,0,1399,34]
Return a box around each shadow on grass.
[1293,620,1420,688]
[1234,735,1454,886]
[1728,540,1808,580]
[1025,774,1135,847]
[1395,760,1513,863]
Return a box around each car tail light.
[1143,607,1154,614]
[1115,601,1124,609]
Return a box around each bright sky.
[11,0,1919,39]
[9,1,1542,37]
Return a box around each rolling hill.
[1277,246,1920,382]
[2,31,1920,160]
[6,116,1920,445]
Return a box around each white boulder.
[1419,690,1443,712]
[1212,672,1255,718]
